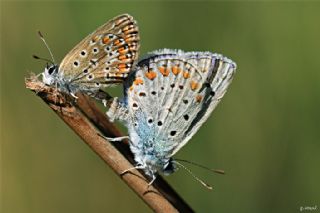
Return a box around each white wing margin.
[170,52,236,156]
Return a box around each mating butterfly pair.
[38,14,237,188]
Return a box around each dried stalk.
[25,75,193,213]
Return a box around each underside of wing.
[123,49,236,157]
[58,14,140,90]
[168,51,236,156]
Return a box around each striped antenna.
[37,31,56,64]
[174,161,213,190]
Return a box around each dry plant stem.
[25,76,194,213]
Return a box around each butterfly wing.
[117,49,236,158]
[59,14,139,90]
[167,51,236,156]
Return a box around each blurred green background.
[1,1,320,212]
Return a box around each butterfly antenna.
[175,158,225,175]
[173,161,213,190]
[37,31,56,64]
[32,54,54,64]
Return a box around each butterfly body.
[41,63,108,97]
[42,64,81,95]
[126,114,177,177]
[40,14,140,98]
[107,49,237,180]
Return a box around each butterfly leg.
[89,89,113,106]
[36,72,43,79]
[148,174,157,186]
[103,136,130,142]
[102,99,107,107]
[120,164,145,175]
[70,92,78,99]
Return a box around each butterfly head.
[134,152,177,177]
[42,64,58,85]
[162,158,177,175]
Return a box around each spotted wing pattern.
[59,14,140,90]
[110,49,236,157]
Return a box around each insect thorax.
[41,65,97,95]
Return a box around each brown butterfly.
[39,14,140,99]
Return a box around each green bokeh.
[1,1,320,213]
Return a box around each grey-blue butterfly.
[106,49,236,187]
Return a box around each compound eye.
[163,159,176,175]
[48,66,55,75]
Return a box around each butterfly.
[106,49,237,186]
[39,14,140,99]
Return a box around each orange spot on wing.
[114,39,120,45]
[190,81,199,91]
[145,70,157,80]
[196,95,203,102]
[119,68,128,73]
[123,25,135,33]
[118,47,128,54]
[159,67,170,76]
[129,86,134,91]
[114,39,123,46]
[118,64,128,72]
[125,35,136,43]
[183,72,190,79]
[102,37,109,44]
[134,78,144,85]
[118,55,127,60]
[172,66,181,75]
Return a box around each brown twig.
[25,74,194,213]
